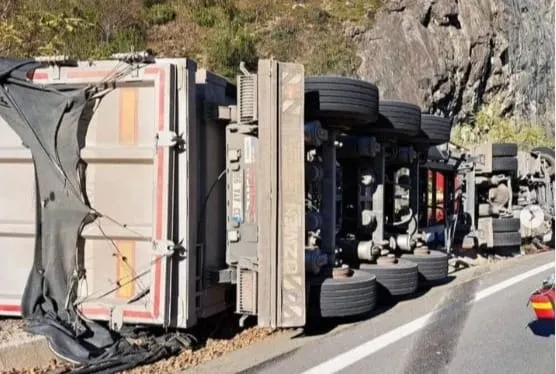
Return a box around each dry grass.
[145,0,379,78]
[2,0,380,79]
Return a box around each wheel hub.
[413,247,431,256]
[332,265,353,279]
[376,255,398,265]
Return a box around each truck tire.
[359,259,418,297]
[419,114,452,145]
[401,250,449,283]
[492,156,518,173]
[492,217,521,232]
[492,143,518,157]
[305,76,379,129]
[309,270,377,318]
[371,101,421,138]
[492,231,522,247]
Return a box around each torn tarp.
[0,58,183,371]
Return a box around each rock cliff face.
[353,0,554,134]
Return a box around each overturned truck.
[421,142,554,255]
[0,56,553,367]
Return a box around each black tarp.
[0,58,183,372]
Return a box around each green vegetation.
[0,0,380,79]
[255,3,365,76]
[451,103,555,151]
[1,1,549,152]
[146,4,177,26]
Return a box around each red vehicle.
[529,275,555,320]
[426,170,461,225]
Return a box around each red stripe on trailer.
[0,304,158,320]
[81,307,109,316]
[145,66,166,239]
[67,70,115,79]
[32,69,115,82]
[124,309,156,319]
[80,306,155,320]
[145,66,166,320]
[0,304,21,312]
[28,71,48,80]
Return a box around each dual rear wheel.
[305,77,451,318]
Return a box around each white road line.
[473,262,554,302]
[301,261,555,374]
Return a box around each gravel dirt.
[0,318,71,374]
[125,327,280,374]
[0,313,282,374]
[1,360,71,374]
[0,319,28,344]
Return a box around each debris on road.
[125,326,279,374]
[0,314,281,374]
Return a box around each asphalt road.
[244,252,555,374]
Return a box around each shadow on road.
[424,275,457,287]
[301,303,396,337]
[528,319,555,337]
[301,275,457,338]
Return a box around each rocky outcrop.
[353,0,554,134]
